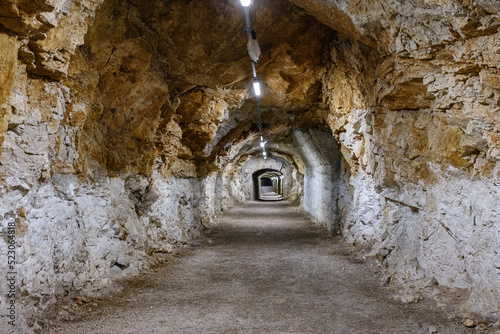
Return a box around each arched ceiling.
[3,0,496,177]
[1,0,500,320]
[75,0,340,175]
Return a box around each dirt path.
[46,201,474,334]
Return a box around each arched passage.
[252,169,284,201]
[1,0,499,325]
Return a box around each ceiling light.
[240,0,251,7]
[253,78,261,96]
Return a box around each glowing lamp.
[240,0,251,7]
[253,79,261,96]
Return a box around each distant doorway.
[252,169,283,201]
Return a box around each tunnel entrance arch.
[252,169,284,201]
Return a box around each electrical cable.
[240,1,267,158]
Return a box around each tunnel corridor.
[253,168,284,201]
[1,0,500,332]
[46,201,466,333]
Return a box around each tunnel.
[1,0,500,331]
[252,168,284,200]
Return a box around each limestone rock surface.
[1,0,500,330]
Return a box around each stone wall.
[318,8,500,317]
[0,2,210,331]
[1,0,500,328]
[0,69,205,326]
[335,105,500,317]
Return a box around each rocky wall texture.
[0,1,210,331]
[336,108,500,317]
[314,2,500,318]
[0,62,205,329]
[1,0,500,328]
[1,168,202,324]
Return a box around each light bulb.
[240,0,251,7]
[253,80,261,96]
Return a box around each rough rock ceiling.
[71,0,337,175]
[3,0,499,178]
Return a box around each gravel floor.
[45,201,480,334]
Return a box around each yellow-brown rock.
[2,0,500,329]
[0,0,54,35]
[0,34,20,160]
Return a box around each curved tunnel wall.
[292,129,342,233]
[1,0,500,326]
